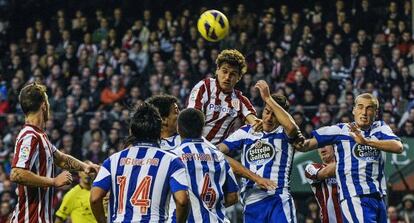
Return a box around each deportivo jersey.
[187,78,256,144]
[305,163,342,223]
[312,121,400,200]
[171,138,239,223]
[93,142,189,222]
[222,125,294,205]
[11,124,57,223]
[160,134,181,151]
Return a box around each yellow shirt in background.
[55,185,97,223]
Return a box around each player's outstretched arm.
[10,168,72,187]
[173,190,189,223]
[245,114,263,132]
[217,143,277,190]
[54,150,100,173]
[90,187,107,223]
[348,123,403,154]
[293,138,319,152]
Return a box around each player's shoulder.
[202,141,226,162]
[315,123,348,134]
[65,185,81,198]
[17,125,42,140]
[371,121,388,130]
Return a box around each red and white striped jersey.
[187,78,256,144]
[11,124,57,223]
[305,163,342,223]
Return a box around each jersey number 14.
[117,175,152,215]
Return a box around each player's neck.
[79,182,91,190]
[25,113,45,130]
[161,129,176,139]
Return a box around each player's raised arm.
[254,80,302,139]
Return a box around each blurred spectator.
[388,206,405,223]
[400,194,414,223]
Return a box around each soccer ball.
[197,10,230,42]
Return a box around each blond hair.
[354,93,379,109]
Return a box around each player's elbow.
[10,168,23,183]
[174,190,190,208]
[394,141,404,154]
[224,192,238,207]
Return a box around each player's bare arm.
[90,187,107,223]
[348,123,403,154]
[217,143,276,190]
[173,190,190,223]
[224,192,238,207]
[293,137,319,152]
[10,168,72,187]
[53,149,100,173]
[255,80,302,138]
[316,162,336,180]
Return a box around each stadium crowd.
[0,0,414,222]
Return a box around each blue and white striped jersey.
[160,134,182,151]
[171,138,239,223]
[312,121,400,200]
[93,142,189,223]
[222,125,295,205]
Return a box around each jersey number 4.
[117,175,152,215]
[200,173,217,209]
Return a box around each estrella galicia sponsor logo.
[208,103,237,117]
[246,140,275,165]
[352,143,380,162]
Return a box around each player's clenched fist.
[53,171,73,187]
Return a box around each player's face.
[166,103,179,134]
[318,145,334,163]
[352,97,377,129]
[262,105,278,132]
[216,63,241,93]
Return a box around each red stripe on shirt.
[332,183,343,223]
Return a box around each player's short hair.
[354,93,379,109]
[216,49,247,76]
[271,94,290,111]
[19,82,47,115]
[128,103,162,144]
[146,95,178,118]
[178,108,205,138]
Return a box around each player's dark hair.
[124,102,162,146]
[146,95,178,118]
[216,49,247,76]
[178,108,205,138]
[19,82,47,115]
[271,94,290,111]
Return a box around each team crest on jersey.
[326,177,337,185]
[231,99,240,111]
[20,146,30,159]
[352,143,380,162]
[246,140,276,165]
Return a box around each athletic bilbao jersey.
[93,142,188,222]
[305,163,342,223]
[160,134,181,151]
[222,125,294,205]
[312,121,400,200]
[187,78,256,144]
[11,124,57,223]
[171,138,239,223]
